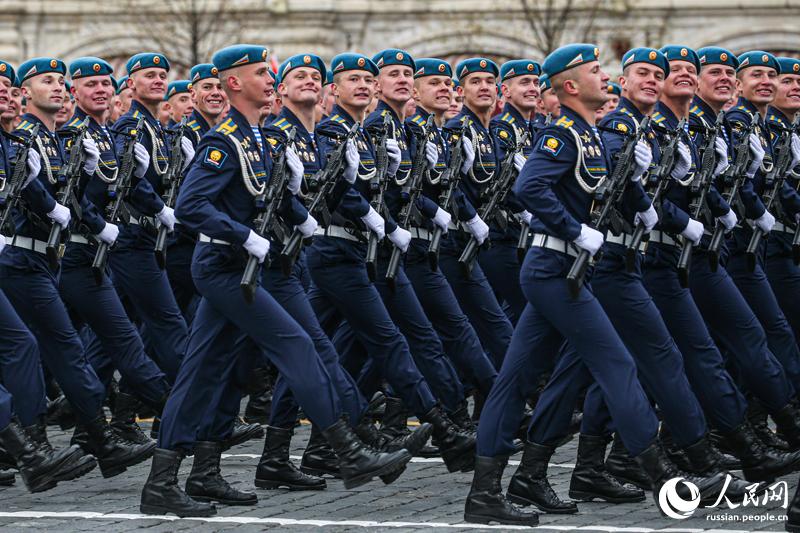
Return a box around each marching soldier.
[596,81,620,120]
[110,75,131,123]
[186,63,226,146]
[163,80,194,127]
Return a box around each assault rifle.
[365,114,392,282]
[0,125,41,236]
[154,116,189,269]
[427,121,466,271]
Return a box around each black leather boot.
[772,403,800,450]
[0,470,14,486]
[140,448,217,517]
[110,393,152,445]
[355,415,432,457]
[683,437,768,504]
[45,395,76,430]
[748,399,790,451]
[0,444,15,470]
[301,423,341,478]
[382,396,438,457]
[185,441,257,505]
[150,416,160,440]
[787,480,800,532]
[722,422,800,482]
[321,417,411,489]
[605,433,652,490]
[569,434,645,503]
[507,441,577,513]
[255,426,326,490]
[0,418,96,493]
[221,417,264,452]
[84,415,155,478]
[23,417,97,483]
[464,456,539,526]
[244,366,274,425]
[449,403,477,435]
[420,405,475,473]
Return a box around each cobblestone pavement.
[0,417,793,532]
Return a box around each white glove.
[295,213,318,238]
[361,206,385,240]
[632,140,652,182]
[386,138,401,176]
[717,209,738,231]
[244,230,270,264]
[634,204,658,232]
[464,214,489,245]
[24,150,41,188]
[82,136,100,175]
[515,210,533,226]
[573,223,604,256]
[180,136,195,170]
[746,133,765,178]
[47,203,71,229]
[133,143,150,178]
[754,210,775,234]
[513,153,526,172]
[432,207,451,233]
[156,205,176,232]
[790,133,800,170]
[343,139,359,184]
[286,145,304,195]
[681,218,704,245]
[388,227,412,253]
[671,141,691,180]
[461,136,475,174]
[0,235,6,255]
[96,222,119,245]
[713,136,729,177]
[425,141,438,168]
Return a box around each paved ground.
[0,416,794,532]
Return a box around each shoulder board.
[689,105,703,118]
[67,117,83,128]
[652,112,666,125]
[619,107,634,117]
[187,119,201,132]
[554,116,574,129]
[329,114,347,125]
[736,105,747,111]
[215,118,238,136]
[132,110,141,119]
[16,120,34,132]
[500,112,515,125]
[411,114,424,125]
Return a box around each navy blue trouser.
[0,384,12,431]
[478,238,527,326]
[765,233,800,346]
[0,248,105,422]
[477,247,659,457]
[158,246,339,451]
[109,245,187,382]
[165,234,200,325]
[306,237,436,417]
[0,289,46,426]
[689,246,794,413]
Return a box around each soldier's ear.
[20,85,30,100]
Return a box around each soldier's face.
[737,67,777,106]
[116,88,133,115]
[376,65,414,105]
[168,93,194,121]
[74,76,114,116]
[445,88,463,119]
[0,77,10,114]
[571,61,610,110]
[191,78,226,117]
[131,68,167,104]
[281,67,321,106]
[23,73,65,114]
[620,63,664,108]
[415,75,452,113]
[698,65,736,106]
[3,86,22,121]
[333,71,375,110]
[503,74,540,112]
[774,74,800,113]
[229,63,274,108]
[541,90,561,116]
[55,97,73,125]
[663,60,697,99]
[462,72,496,112]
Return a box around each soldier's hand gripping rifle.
[707,113,758,271]
[0,125,41,237]
[279,122,359,276]
[365,113,392,282]
[240,127,296,304]
[745,114,800,271]
[624,117,687,271]
[154,116,189,270]
[47,119,89,269]
[677,111,725,287]
[385,114,435,291]
[427,121,466,271]
[91,117,144,285]
[457,130,530,278]
[567,116,651,298]
[516,115,552,262]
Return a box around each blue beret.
[621,47,669,76]
[126,53,169,75]
[697,47,739,70]
[660,45,700,72]
[212,44,268,73]
[451,78,460,89]
[65,80,74,100]
[543,44,599,77]
[166,80,192,100]
[278,54,326,83]
[110,76,118,92]
[414,58,452,79]
[116,75,129,95]
[606,81,621,96]
[737,51,780,74]
[778,57,800,76]
[539,74,551,92]
[455,58,499,81]
[324,70,333,86]
[69,57,113,80]
[373,49,415,72]
[18,57,66,83]
[330,53,379,77]
[500,60,541,81]
[190,63,218,83]
[0,61,15,86]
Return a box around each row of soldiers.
[1,38,800,531]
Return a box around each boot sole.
[743,454,800,482]
[254,478,326,491]
[507,493,578,514]
[464,511,539,526]
[603,470,653,491]
[221,427,265,452]
[140,503,217,517]
[379,465,406,485]
[99,445,155,478]
[568,490,646,504]
[53,455,97,483]
[187,494,258,506]
[300,465,342,479]
[341,450,412,490]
